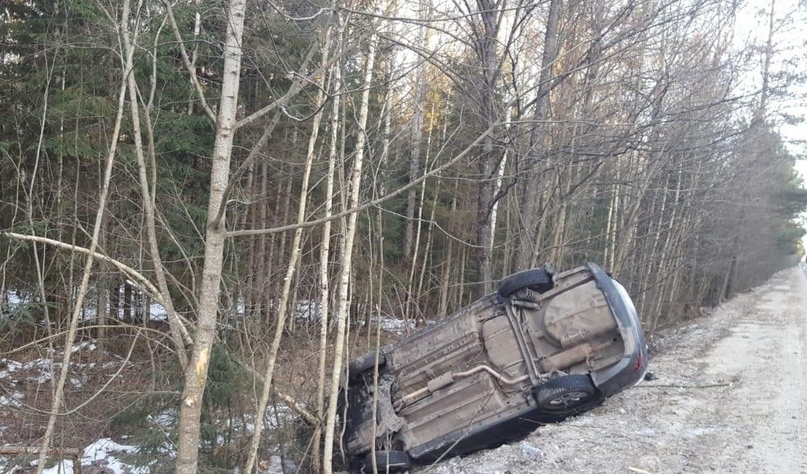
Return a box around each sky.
[735,0,806,158]
[734,0,807,250]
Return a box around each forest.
[1,0,806,473]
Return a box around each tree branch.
[161,0,217,122]
[227,120,503,238]
[2,232,193,345]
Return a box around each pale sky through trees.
[733,0,807,245]
[735,0,806,155]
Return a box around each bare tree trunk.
[604,172,618,270]
[511,0,563,271]
[404,19,427,261]
[124,10,189,366]
[406,179,427,321]
[368,70,392,464]
[175,0,247,472]
[313,43,342,474]
[243,160,256,316]
[323,31,378,474]
[468,0,510,294]
[256,160,269,319]
[25,8,58,355]
[489,104,511,268]
[532,186,550,267]
[758,0,775,119]
[276,146,295,296]
[438,185,458,318]
[415,113,440,317]
[416,181,440,312]
[97,213,108,345]
[438,234,453,317]
[187,0,202,115]
[548,169,567,266]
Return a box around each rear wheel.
[536,374,598,415]
[348,349,386,380]
[362,450,411,473]
[498,268,553,298]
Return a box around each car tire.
[498,268,553,298]
[536,374,598,414]
[348,349,386,380]
[362,450,411,473]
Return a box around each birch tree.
[175,0,247,471]
[313,41,341,474]
[323,26,379,474]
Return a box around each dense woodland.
[1,0,806,472]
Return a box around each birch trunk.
[403,30,426,260]
[405,179,427,321]
[187,0,202,115]
[175,0,247,472]
[323,32,378,474]
[489,114,510,264]
[313,45,342,473]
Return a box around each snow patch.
[0,439,150,474]
[71,341,97,353]
[0,392,23,408]
[37,438,149,474]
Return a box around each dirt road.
[416,267,807,474]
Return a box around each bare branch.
[2,232,193,344]
[161,0,217,122]
[226,120,503,238]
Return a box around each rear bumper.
[586,263,648,395]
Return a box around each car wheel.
[498,268,553,298]
[363,450,411,473]
[536,374,598,414]
[348,349,386,380]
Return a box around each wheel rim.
[547,390,589,408]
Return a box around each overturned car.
[340,262,648,472]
